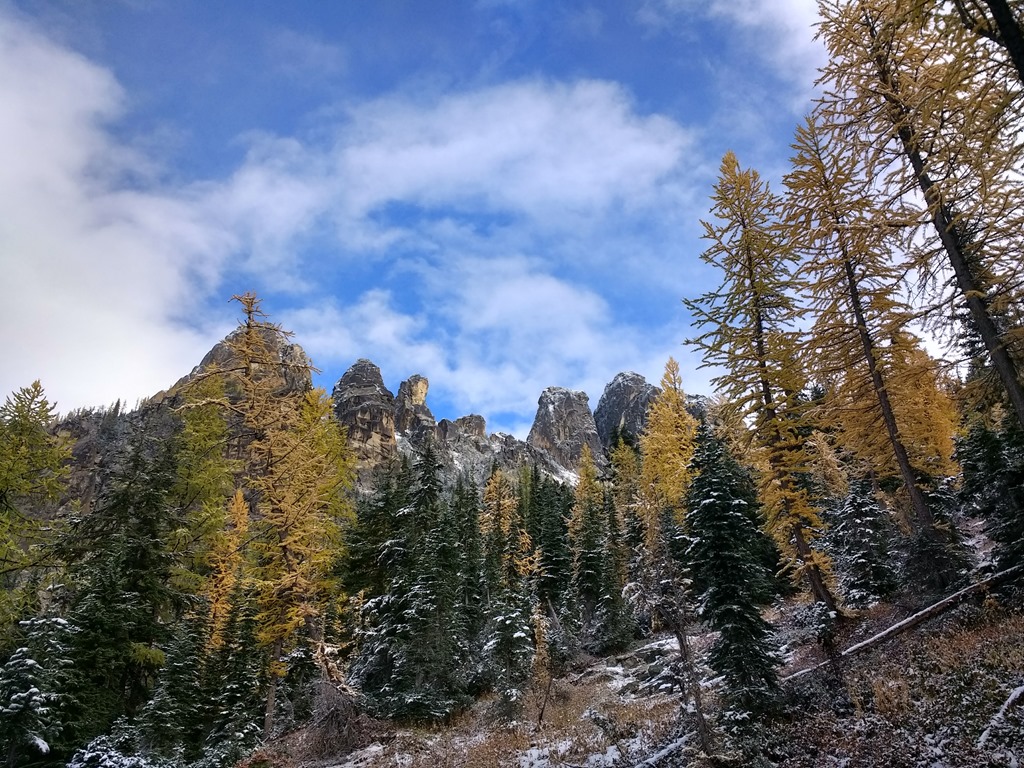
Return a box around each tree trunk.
[982,0,1024,85]
[866,11,1024,432]
[793,525,838,613]
[784,563,1024,682]
[664,602,715,756]
[842,257,934,530]
[264,637,284,739]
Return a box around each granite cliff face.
[527,387,607,473]
[594,372,660,450]
[330,359,397,470]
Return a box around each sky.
[0,0,826,437]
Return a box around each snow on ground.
[324,633,688,768]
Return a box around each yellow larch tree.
[686,152,838,610]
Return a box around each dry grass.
[323,669,682,767]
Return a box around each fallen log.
[783,564,1024,683]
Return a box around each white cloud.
[0,11,231,412]
[337,79,690,225]
[0,10,707,428]
[638,0,825,101]
[286,257,690,437]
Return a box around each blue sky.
[1,0,825,436]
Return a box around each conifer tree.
[638,358,697,533]
[60,421,183,746]
[958,416,1024,569]
[479,467,537,718]
[828,480,899,607]
[0,617,74,768]
[567,445,607,647]
[632,361,714,753]
[816,0,1024,430]
[686,154,838,610]
[184,294,355,736]
[784,113,943,531]
[686,422,780,720]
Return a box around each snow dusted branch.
[977,685,1024,749]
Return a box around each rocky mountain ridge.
[156,332,670,489]
[331,358,658,488]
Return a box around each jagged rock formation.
[331,362,587,489]
[331,359,398,469]
[594,372,659,450]
[394,375,436,442]
[527,387,607,473]
[167,326,313,397]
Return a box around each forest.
[3,1,1024,766]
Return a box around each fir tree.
[959,417,1024,570]
[567,445,607,649]
[828,480,898,607]
[0,618,75,768]
[686,422,781,721]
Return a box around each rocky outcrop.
[594,372,659,450]
[394,375,436,441]
[166,327,313,399]
[331,360,397,469]
[527,387,607,473]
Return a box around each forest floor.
[265,586,1024,767]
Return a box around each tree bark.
[866,11,1024,432]
[842,257,934,530]
[982,0,1024,86]
[665,601,715,757]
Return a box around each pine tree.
[686,422,780,721]
[135,615,208,762]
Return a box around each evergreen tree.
[135,615,208,762]
[59,422,183,746]
[352,443,468,720]
[567,445,607,648]
[828,480,898,607]
[686,422,780,721]
[0,618,75,768]
[479,468,537,719]
[958,416,1024,570]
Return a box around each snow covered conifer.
[829,480,898,607]
[686,421,780,720]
